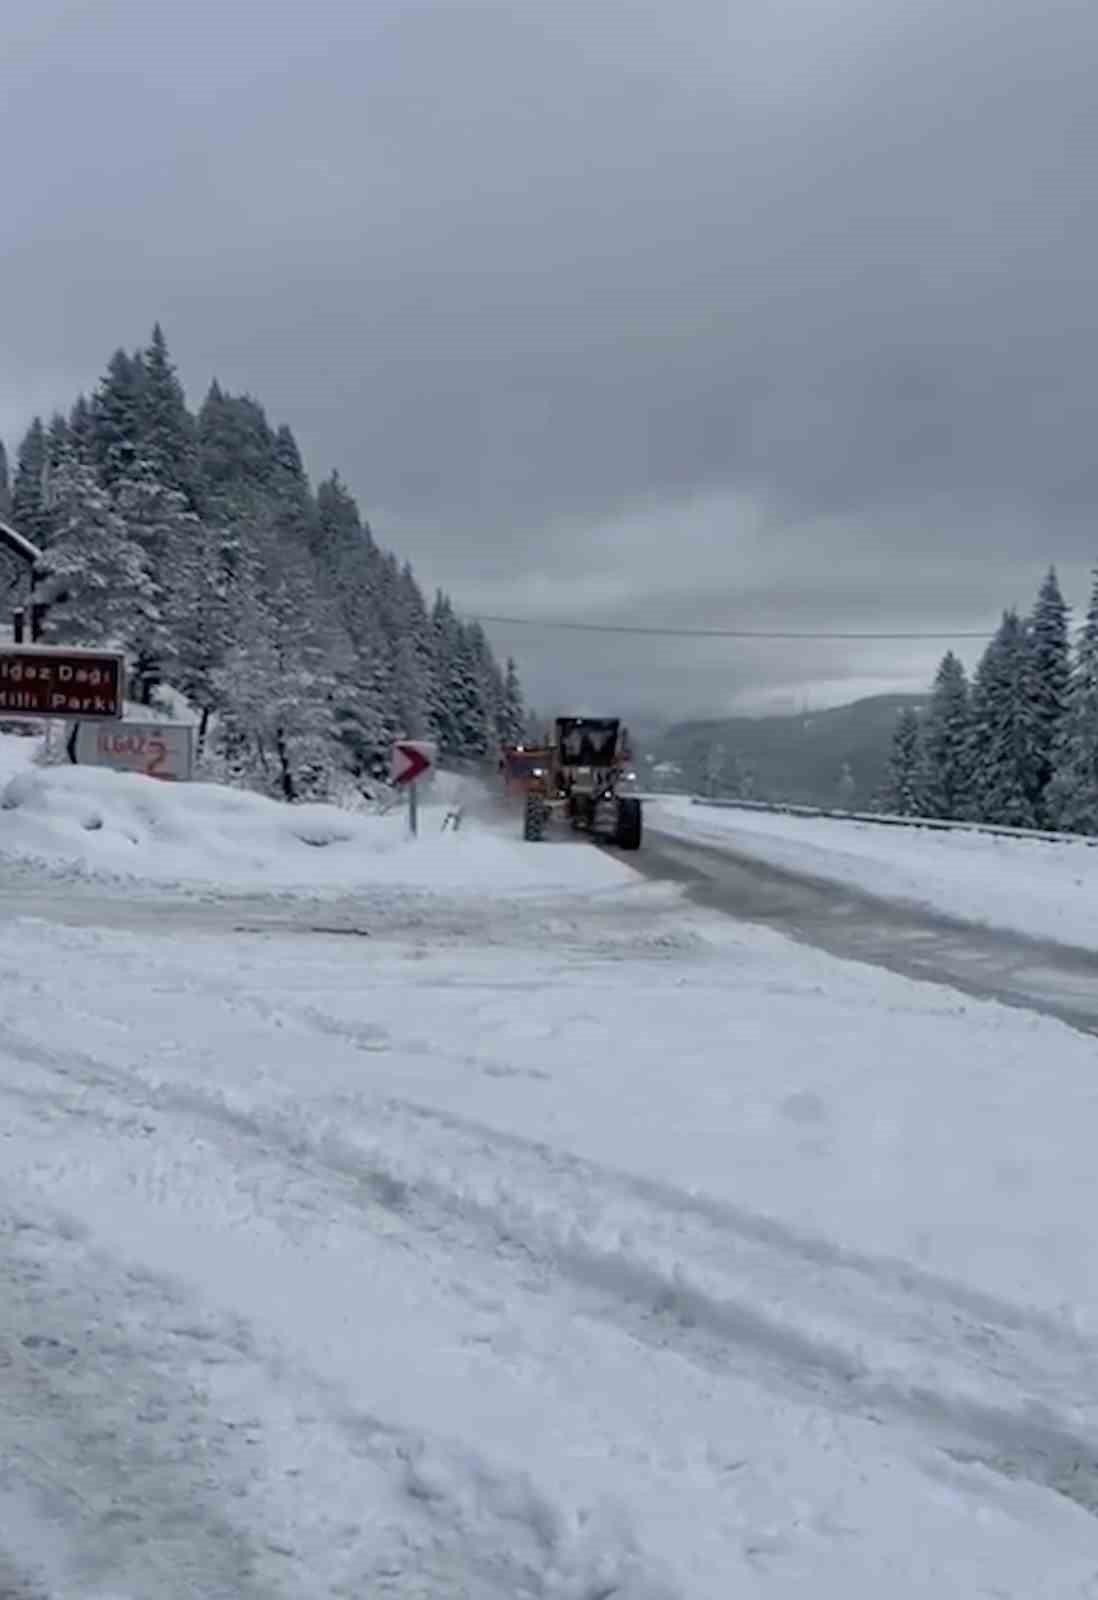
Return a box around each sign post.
[67,720,196,782]
[0,646,125,721]
[389,739,437,837]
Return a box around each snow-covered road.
[5,870,1098,1595]
[635,819,1098,1037]
[651,797,1098,954]
[5,753,1098,1595]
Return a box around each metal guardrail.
[686,795,1098,849]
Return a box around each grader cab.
[505,717,642,851]
[499,745,554,800]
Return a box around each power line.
[470,612,997,642]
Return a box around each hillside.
[650,693,928,808]
[3,327,526,805]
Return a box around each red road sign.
[390,739,436,787]
[0,646,125,720]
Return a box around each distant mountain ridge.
[650,693,928,809]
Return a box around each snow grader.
[500,717,643,851]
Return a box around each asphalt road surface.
[630,825,1098,1039]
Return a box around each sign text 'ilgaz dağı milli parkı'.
[0,647,125,721]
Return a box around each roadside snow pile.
[0,723,39,783]
[0,755,631,893]
[653,798,1098,952]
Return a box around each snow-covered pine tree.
[967,609,1040,827]
[313,472,370,571]
[140,325,199,505]
[257,460,387,783]
[499,657,525,745]
[390,569,436,741]
[11,419,51,550]
[0,441,18,599]
[68,395,97,465]
[114,470,200,703]
[272,424,310,503]
[167,511,238,751]
[213,495,345,800]
[40,415,72,539]
[92,348,146,487]
[449,622,495,760]
[197,385,278,498]
[1046,569,1098,834]
[430,593,463,758]
[918,651,972,820]
[1027,566,1071,827]
[45,412,69,472]
[462,622,503,759]
[883,707,923,815]
[37,449,152,649]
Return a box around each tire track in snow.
[236,1087,1098,1517]
[5,1009,1098,1524]
[0,1197,297,1600]
[0,1042,680,1600]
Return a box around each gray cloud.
[3,0,1097,717]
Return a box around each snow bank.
[0,722,39,782]
[0,743,631,894]
[652,797,1098,951]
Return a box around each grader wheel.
[614,796,643,851]
[523,796,547,842]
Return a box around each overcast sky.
[4,0,1097,721]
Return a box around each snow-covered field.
[5,741,1098,1596]
[652,796,1098,952]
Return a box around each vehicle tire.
[615,796,642,851]
[524,797,546,842]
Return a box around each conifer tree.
[430,593,464,757]
[45,412,70,471]
[391,566,435,739]
[883,707,923,815]
[197,385,277,496]
[500,657,525,745]
[93,349,146,486]
[919,651,972,820]
[37,449,151,649]
[967,610,1040,827]
[11,419,51,549]
[68,395,96,464]
[167,513,236,750]
[140,324,198,503]
[1027,566,1071,826]
[114,470,199,703]
[1047,569,1098,833]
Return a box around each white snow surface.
[0,743,630,895]
[652,796,1098,951]
[3,737,1098,1595]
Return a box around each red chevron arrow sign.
[390,739,436,787]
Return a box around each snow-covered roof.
[0,518,43,567]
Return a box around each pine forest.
[0,327,526,802]
[883,566,1098,834]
